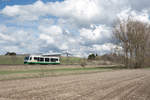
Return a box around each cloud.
[129,0,150,11]
[0,32,15,42]
[38,24,77,50]
[117,9,150,23]
[1,5,20,17]
[93,43,116,54]
[0,25,7,33]
[1,0,150,24]
[1,0,46,21]
[79,25,112,45]
[0,0,150,56]
[37,24,113,56]
[38,25,62,35]
[0,25,41,54]
[0,0,128,24]
[39,34,54,44]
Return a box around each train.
[24,54,61,64]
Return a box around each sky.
[0,0,150,57]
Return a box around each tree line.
[113,17,150,68]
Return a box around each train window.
[51,58,58,62]
[37,57,40,61]
[45,58,49,62]
[40,58,44,62]
[30,57,32,60]
[34,57,38,60]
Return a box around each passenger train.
[24,54,60,64]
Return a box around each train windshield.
[24,56,29,60]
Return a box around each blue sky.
[0,0,64,9]
[0,0,150,56]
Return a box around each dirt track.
[0,69,150,100]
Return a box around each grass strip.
[0,66,124,75]
[0,69,113,81]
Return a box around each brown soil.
[0,69,150,100]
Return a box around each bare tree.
[113,17,150,68]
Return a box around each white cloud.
[1,0,46,21]
[1,5,20,17]
[59,43,69,50]
[0,0,150,56]
[1,0,150,24]
[117,9,150,23]
[93,43,116,52]
[0,0,128,24]
[3,46,20,53]
[38,24,77,51]
[0,25,7,33]
[39,34,54,44]
[0,33,16,42]
[79,25,112,43]
[39,25,62,35]
[0,25,42,54]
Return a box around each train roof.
[28,53,61,57]
[42,53,61,56]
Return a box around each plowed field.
[0,68,150,100]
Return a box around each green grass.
[60,57,82,64]
[0,67,114,75]
[0,68,108,81]
[0,55,82,65]
[0,55,24,64]
[0,66,125,81]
